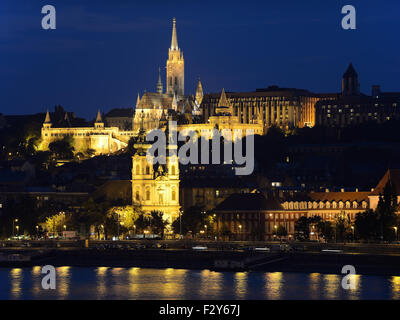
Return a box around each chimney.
[371,188,374,192]
[355,188,359,192]
[341,188,345,192]
[325,188,329,193]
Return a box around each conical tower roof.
[343,63,357,77]
[95,109,103,123]
[218,88,232,108]
[157,67,163,94]
[170,17,179,50]
[44,110,51,123]
[136,93,141,108]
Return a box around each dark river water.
[0,266,399,299]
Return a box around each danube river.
[1,266,399,299]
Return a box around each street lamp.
[16,225,19,237]
[179,209,183,240]
[12,219,18,238]
[36,225,39,239]
[394,227,398,241]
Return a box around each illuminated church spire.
[195,77,204,105]
[166,17,184,96]
[157,67,163,94]
[170,17,178,50]
[136,93,141,108]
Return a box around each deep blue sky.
[1,0,400,120]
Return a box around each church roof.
[306,191,370,203]
[137,92,173,110]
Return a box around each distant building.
[200,86,336,130]
[213,169,400,240]
[315,64,400,127]
[104,108,134,130]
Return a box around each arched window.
[353,201,358,208]
[339,201,344,209]
[346,201,351,209]
[136,164,140,175]
[146,165,150,175]
[169,77,172,86]
[326,202,331,209]
[171,165,176,175]
[135,190,140,201]
[362,201,367,209]
[146,189,150,201]
[332,201,337,208]
[175,77,178,85]
[172,189,176,201]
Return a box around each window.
[172,190,176,201]
[135,191,140,201]
[146,165,150,175]
[146,189,150,201]
[136,164,140,175]
[171,165,176,175]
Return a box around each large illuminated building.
[214,169,400,241]
[39,18,261,155]
[131,123,180,223]
[201,86,336,131]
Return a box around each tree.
[135,213,151,237]
[72,198,110,239]
[171,206,210,236]
[48,136,75,159]
[45,212,69,237]
[149,211,169,238]
[274,225,287,240]
[376,181,398,241]
[294,216,310,241]
[355,210,378,241]
[334,213,352,242]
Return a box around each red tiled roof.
[307,191,370,202]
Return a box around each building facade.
[200,86,334,130]
[213,169,400,240]
[131,127,180,224]
[315,64,400,127]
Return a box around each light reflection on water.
[0,266,399,299]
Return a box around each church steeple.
[195,77,204,105]
[170,17,178,51]
[136,93,141,108]
[157,67,163,94]
[166,17,184,96]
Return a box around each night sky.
[1,0,400,119]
